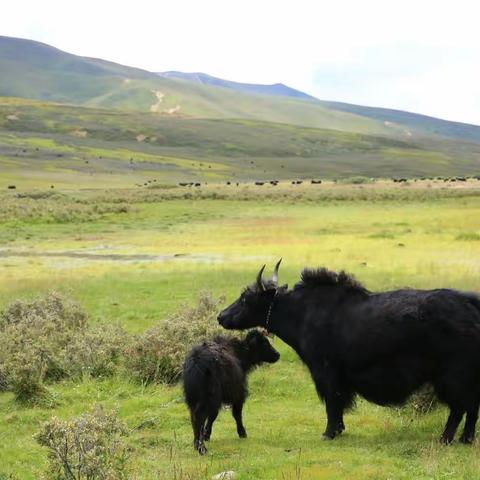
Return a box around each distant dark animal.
[311,179,322,184]
[50,185,54,189]
[179,182,189,187]
[218,260,480,444]
[255,182,264,186]
[227,181,231,185]
[183,331,280,455]
[194,183,201,187]
[7,185,16,189]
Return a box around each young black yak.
[183,330,280,455]
[218,260,480,444]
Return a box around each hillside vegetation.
[1,98,480,188]
[2,35,480,145]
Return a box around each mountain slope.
[0,36,389,136]
[158,71,315,100]
[1,36,480,145]
[1,97,479,189]
[324,101,480,144]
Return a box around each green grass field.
[1,185,480,479]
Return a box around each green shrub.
[62,325,128,379]
[125,291,230,384]
[0,292,127,404]
[36,407,130,480]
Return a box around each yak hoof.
[439,434,454,445]
[238,430,247,439]
[198,444,208,455]
[459,434,474,445]
[322,433,336,441]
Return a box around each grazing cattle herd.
[5,176,480,191]
[170,176,480,189]
[185,260,480,454]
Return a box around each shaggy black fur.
[218,265,480,444]
[183,330,280,455]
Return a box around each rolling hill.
[0,35,479,188]
[2,35,480,144]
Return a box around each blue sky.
[2,0,479,124]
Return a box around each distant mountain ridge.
[1,35,480,145]
[158,71,315,100]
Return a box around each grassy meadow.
[1,183,480,479]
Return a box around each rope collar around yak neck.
[264,289,278,335]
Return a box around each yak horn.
[256,264,266,291]
[272,258,282,284]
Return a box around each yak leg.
[323,395,345,440]
[204,409,219,441]
[191,406,208,455]
[460,405,479,444]
[312,367,347,440]
[232,402,247,438]
[440,408,464,444]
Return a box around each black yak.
[183,331,280,455]
[218,260,480,444]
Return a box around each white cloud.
[1,0,480,124]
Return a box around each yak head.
[218,259,285,330]
[244,329,280,364]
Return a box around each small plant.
[455,232,480,241]
[410,385,438,414]
[338,176,376,184]
[36,407,130,480]
[125,291,229,384]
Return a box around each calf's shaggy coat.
[218,261,480,444]
[183,330,279,455]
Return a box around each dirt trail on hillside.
[150,90,165,112]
